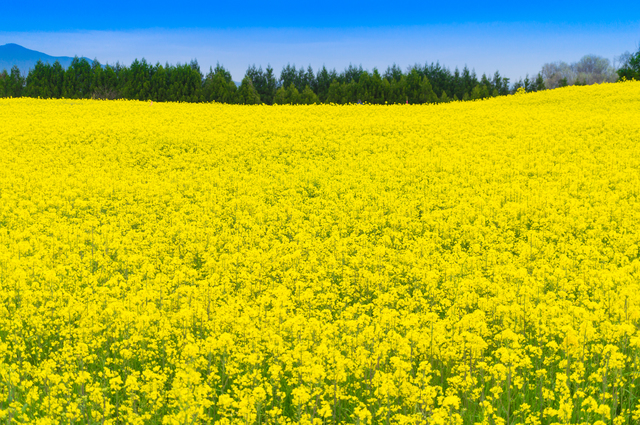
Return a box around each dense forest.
[1,47,638,104]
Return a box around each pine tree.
[203,63,237,103]
[246,65,272,104]
[150,63,167,102]
[62,57,92,98]
[383,64,403,82]
[389,75,406,104]
[533,72,546,92]
[236,76,261,104]
[405,68,422,103]
[279,64,297,92]
[300,85,319,104]
[617,45,640,81]
[264,65,277,105]
[26,60,49,98]
[315,66,332,102]
[479,85,490,99]
[285,83,300,104]
[326,80,342,103]
[7,66,25,97]
[305,65,317,93]
[356,71,371,103]
[470,85,482,100]
[274,86,287,104]
[0,70,6,97]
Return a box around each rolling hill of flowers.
[1,82,640,424]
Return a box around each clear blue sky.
[1,0,639,81]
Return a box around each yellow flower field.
[1,82,640,425]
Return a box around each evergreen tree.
[405,69,437,104]
[274,86,287,104]
[343,81,358,103]
[304,65,317,93]
[315,66,332,102]
[342,64,363,84]
[97,64,120,100]
[356,71,371,103]
[452,67,463,99]
[389,75,406,104]
[461,66,477,96]
[439,90,450,103]
[418,62,451,97]
[492,70,510,96]
[381,79,392,102]
[470,85,482,100]
[25,60,49,98]
[6,66,25,97]
[149,63,168,102]
[532,72,546,92]
[480,73,492,91]
[203,63,236,103]
[264,65,277,105]
[167,61,203,102]
[511,78,524,93]
[326,80,342,103]
[122,58,151,99]
[300,85,319,104]
[0,70,6,97]
[236,76,261,104]
[279,64,297,91]
[62,57,92,98]
[286,84,301,104]
[244,64,277,105]
[369,68,385,104]
[523,74,532,92]
[383,64,403,82]
[617,45,640,80]
[479,85,490,99]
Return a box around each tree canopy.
[2,51,634,103]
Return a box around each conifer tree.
[617,45,640,80]
[326,80,342,103]
[236,76,261,104]
[6,66,25,97]
[470,85,482,100]
[0,70,6,97]
[274,86,287,104]
[300,85,319,104]
[149,63,168,102]
[203,63,236,103]
[264,65,277,105]
[315,66,332,102]
[532,72,546,91]
[26,60,49,98]
[389,75,406,104]
[285,83,300,104]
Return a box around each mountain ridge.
[0,43,93,75]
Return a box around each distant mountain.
[0,43,92,75]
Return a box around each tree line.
[0,47,637,104]
[0,58,517,104]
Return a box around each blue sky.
[1,1,639,82]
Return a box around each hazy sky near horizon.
[1,1,639,82]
